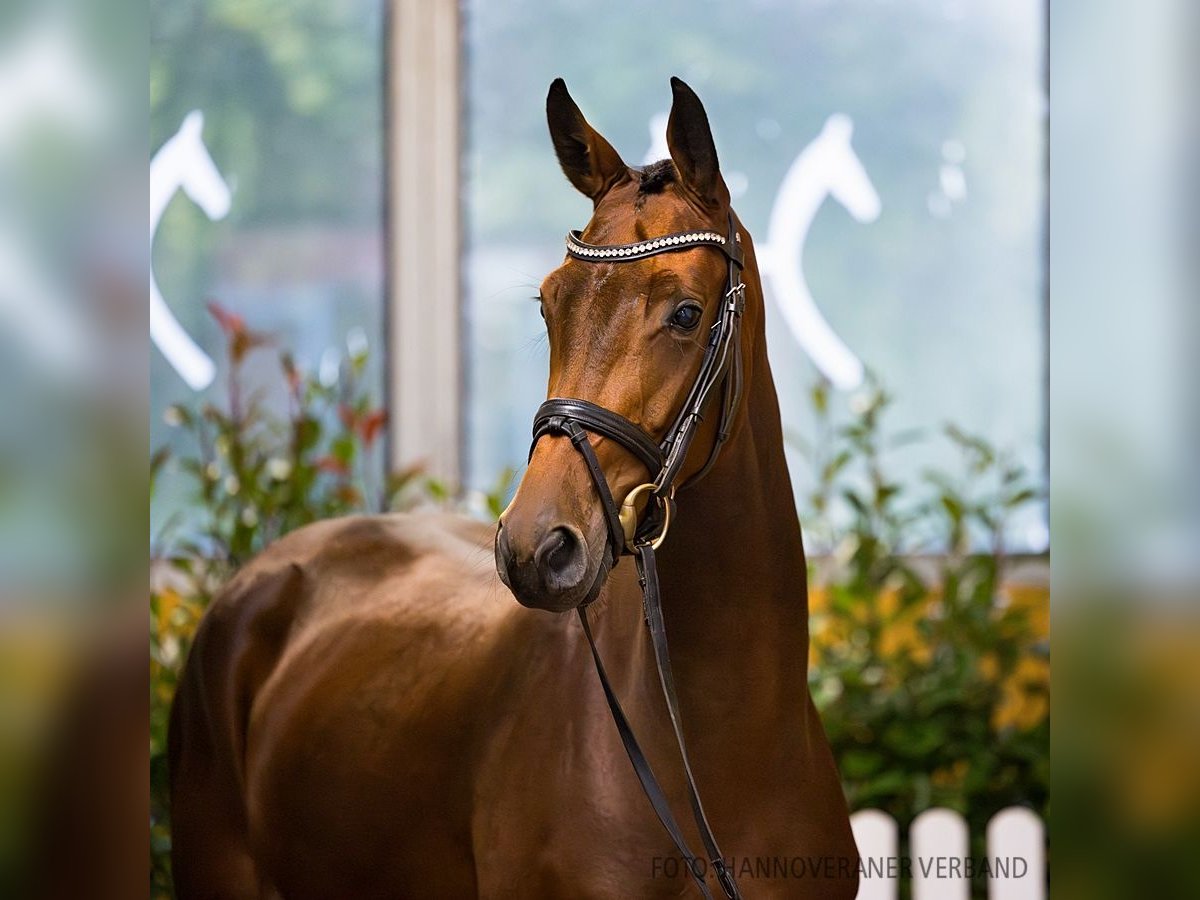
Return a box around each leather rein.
[528,213,746,900]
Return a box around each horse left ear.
[666,77,729,208]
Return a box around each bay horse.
[169,78,859,899]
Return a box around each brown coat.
[169,78,859,899]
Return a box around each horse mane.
[636,159,676,195]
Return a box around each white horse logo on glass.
[644,111,880,390]
[150,110,232,390]
[758,114,879,390]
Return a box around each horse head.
[495,78,759,612]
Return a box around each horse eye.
[670,303,702,331]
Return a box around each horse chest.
[465,696,795,899]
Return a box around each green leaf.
[811,380,829,414]
[840,748,884,779]
[331,434,356,465]
[822,449,853,483]
[875,482,901,506]
[1004,487,1037,508]
[150,446,171,487]
[842,489,868,516]
[940,495,964,523]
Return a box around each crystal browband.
[565,229,729,262]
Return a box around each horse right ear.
[666,77,727,208]
[546,78,628,203]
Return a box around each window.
[149,1,1048,551]
[462,0,1047,549]
[150,0,387,536]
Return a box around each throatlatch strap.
[577,607,715,900]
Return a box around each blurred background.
[0,0,1194,897]
[147,0,1050,550]
[146,5,1051,894]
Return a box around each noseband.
[526,213,746,900]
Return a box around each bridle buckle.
[618,482,674,552]
[725,281,746,316]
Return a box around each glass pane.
[463,0,1046,550]
[150,1,386,540]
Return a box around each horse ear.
[546,78,628,202]
[665,77,728,207]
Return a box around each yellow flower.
[978,652,1000,682]
[808,586,828,614]
[877,586,900,620]
[154,589,181,637]
[877,589,932,666]
[993,653,1050,732]
[931,759,969,789]
[878,617,918,659]
[1000,583,1049,638]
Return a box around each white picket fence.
[851,807,1045,900]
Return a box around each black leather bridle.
[527,212,747,900]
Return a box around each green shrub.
[797,377,1048,896]
[149,305,510,897]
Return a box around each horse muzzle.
[495,515,608,612]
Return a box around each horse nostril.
[534,526,587,592]
[495,524,518,584]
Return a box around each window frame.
[385,0,463,486]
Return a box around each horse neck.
[660,340,809,649]
[608,271,813,723]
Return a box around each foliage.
[797,376,1048,895]
[149,306,511,898]
[151,0,384,226]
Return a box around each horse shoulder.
[252,515,528,888]
[170,512,506,897]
